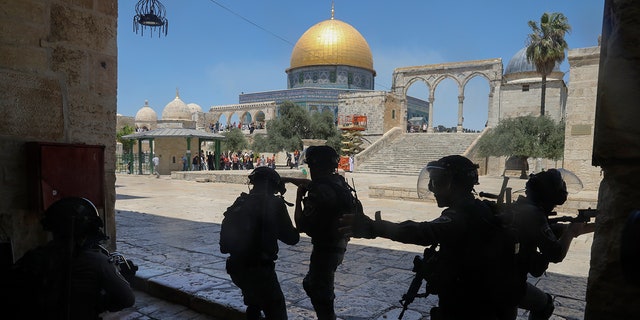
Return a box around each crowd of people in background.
[181,149,302,172]
[208,121,264,134]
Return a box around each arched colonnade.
[208,101,277,131]
[391,59,503,132]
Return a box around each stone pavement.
[112,171,596,319]
[102,289,218,320]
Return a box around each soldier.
[220,167,299,320]
[6,197,136,320]
[284,145,355,320]
[341,155,518,320]
[509,169,595,319]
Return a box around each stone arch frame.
[392,58,503,132]
[238,110,252,126]
[208,101,277,132]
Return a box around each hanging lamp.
[133,0,168,37]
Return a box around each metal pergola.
[122,128,225,174]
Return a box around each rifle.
[547,208,598,224]
[478,176,512,205]
[398,245,438,319]
[97,244,138,284]
[280,176,310,187]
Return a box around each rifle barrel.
[479,192,499,199]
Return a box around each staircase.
[356,132,481,176]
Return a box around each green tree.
[222,127,248,152]
[526,12,571,116]
[116,125,136,153]
[310,110,342,151]
[476,115,565,160]
[251,101,341,152]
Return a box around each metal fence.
[116,153,152,175]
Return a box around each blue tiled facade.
[239,87,376,117]
[287,65,374,90]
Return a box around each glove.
[339,210,379,239]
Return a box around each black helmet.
[304,145,339,169]
[248,167,286,194]
[525,169,568,206]
[41,197,104,239]
[426,155,479,191]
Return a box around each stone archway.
[391,58,503,132]
[208,101,277,132]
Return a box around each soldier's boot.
[246,305,263,320]
[528,293,555,320]
[310,300,336,320]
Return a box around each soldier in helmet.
[283,145,355,320]
[510,169,595,319]
[341,155,517,319]
[220,166,299,320]
[6,197,135,320]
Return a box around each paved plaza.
[109,171,595,319]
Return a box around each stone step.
[356,133,480,175]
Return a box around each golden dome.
[289,18,374,74]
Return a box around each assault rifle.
[547,208,598,224]
[398,244,438,319]
[478,176,512,205]
[96,244,138,284]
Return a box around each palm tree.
[526,12,571,116]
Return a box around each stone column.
[427,94,435,133]
[586,0,640,318]
[457,94,464,132]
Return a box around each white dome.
[134,100,158,122]
[187,103,202,114]
[161,91,191,120]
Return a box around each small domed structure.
[161,90,191,121]
[135,100,158,122]
[187,103,202,114]
[134,100,157,131]
[504,48,564,83]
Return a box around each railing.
[116,153,152,175]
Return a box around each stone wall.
[338,91,402,135]
[338,91,385,135]
[563,47,602,191]
[586,1,640,317]
[155,137,205,174]
[499,79,567,122]
[0,0,118,258]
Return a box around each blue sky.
[118,0,604,131]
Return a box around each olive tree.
[251,101,341,152]
[476,115,565,160]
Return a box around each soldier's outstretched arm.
[340,210,406,240]
[341,210,448,246]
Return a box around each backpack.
[298,176,362,238]
[478,199,530,302]
[219,193,261,260]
